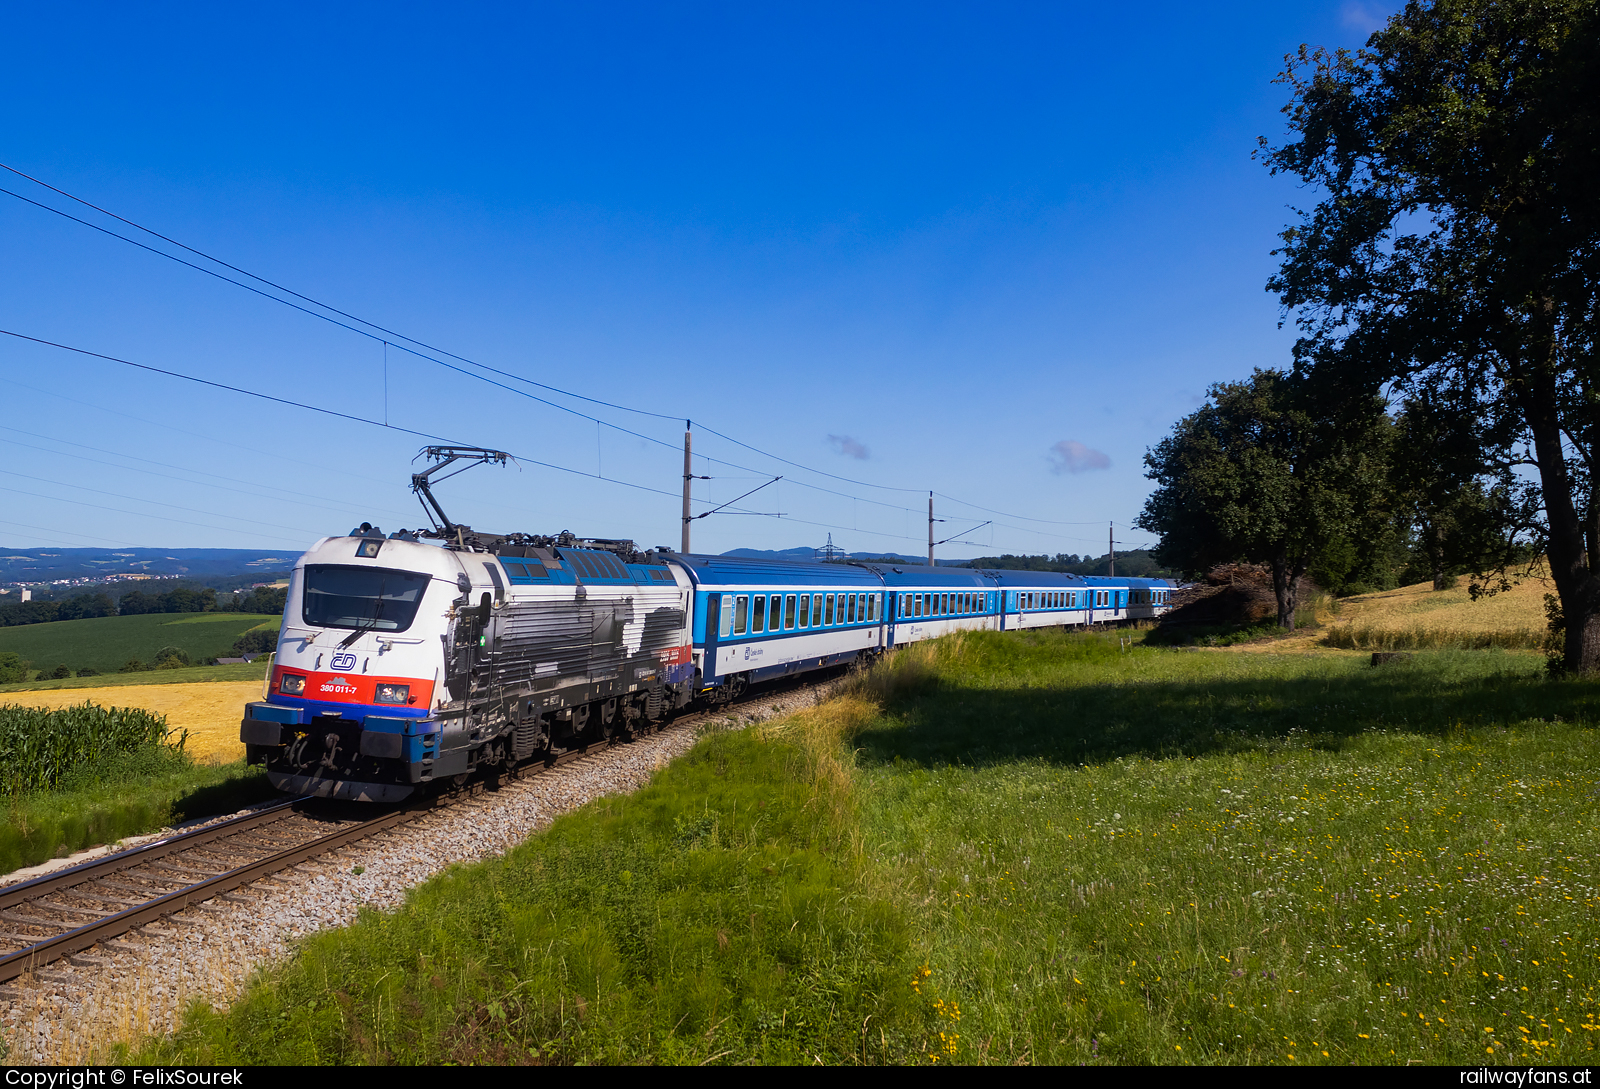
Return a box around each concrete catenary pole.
[928,491,935,567]
[681,421,692,554]
[1108,521,1116,577]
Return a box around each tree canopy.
[1137,369,1388,629]
[1263,0,1600,668]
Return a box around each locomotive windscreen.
[302,565,430,632]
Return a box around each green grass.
[0,660,268,695]
[846,632,1600,1064]
[124,703,928,1064]
[0,752,273,876]
[0,612,277,679]
[112,633,1600,1065]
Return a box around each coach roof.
[671,553,883,589]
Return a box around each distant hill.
[714,547,1175,574]
[0,612,279,678]
[0,548,294,585]
[964,550,1176,578]
[718,548,968,566]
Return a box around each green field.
[0,612,277,678]
[0,660,268,695]
[120,635,1600,1065]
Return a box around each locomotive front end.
[240,528,456,802]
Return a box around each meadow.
[0,662,268,697]
[1321,574,1552,652]
[116,631,1600,1065]
[0,612,278,679]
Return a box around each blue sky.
[0,2,1394,562]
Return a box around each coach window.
[820,593,831,625]
[813,593,824,625]
[719,594,734,637]
[770,595,782,631]
[785,594,797,629]
[752,596,765,633]
[734,595,749,634]
[798,594,811,628]
[869,594,878,622]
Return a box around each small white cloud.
[827,434,870,460]
[1048,440,1111,475]
[1341,0,1393,35]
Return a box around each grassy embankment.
[0,612,278,682]
[0,702,272,875]
[1321,573,1551,652]
[116,630,1600,1065]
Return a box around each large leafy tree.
[1264,0,1600,669]
[1137,369,1387,629]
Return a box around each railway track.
[0,675,831,989]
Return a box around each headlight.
[280,674,306,695]
[375,683,410,704]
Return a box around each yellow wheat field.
[1321,568,1554,651]
[2,680,260,764]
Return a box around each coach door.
[702,594,722,684]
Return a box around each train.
[239,449,1175,801]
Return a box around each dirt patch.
[0,681,261,764]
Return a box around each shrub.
[0,652,29,685]
[152,646,191,670]
[230,628,279,656]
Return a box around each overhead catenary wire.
[0,483,312,546]
[0,328,792,519]
[0,163,1128,531]
[4,330,1078,556]
[0,518,144,548]
[0,428,418,523]
[0,373,405,492]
